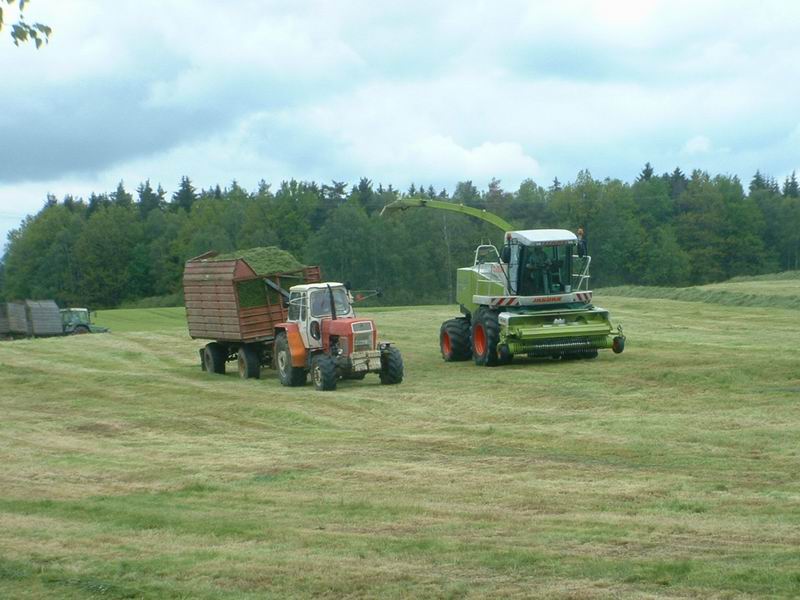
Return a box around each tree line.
[1,165,799,308]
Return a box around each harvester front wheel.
[440,318,471,361]
[203,342,226,375]
[237,344,261,379]
[276,333,307,387]
[311,354,337,391]
[380,346,404,385]
[471,309,499,367]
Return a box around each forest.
[1,164,799,308]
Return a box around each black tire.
[471,308,499,367]
[275,332,307,387]
[237,344,261,379]
[440,318,472,361]
[379,346,404,385]
[203,342,226,374]
[311,353,337,391]
[497,343,513,365]
[72,325,90,335]
[612,336,625,354]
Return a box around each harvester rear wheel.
[471,308,499,367]
[440,318,471,361]
[276,332,307,387]
[237,344,261,379]
[203,342,226,374]
[380,346,404,385]
[311,353,337,391]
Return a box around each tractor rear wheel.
[380,346,404,385]
[237,344,261,379]
[203,342,227,374]
[311,354,337,391]
[471,308,499,367]
[440,318,471,361]
[276,332,307,386]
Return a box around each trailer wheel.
[203,342,226,374]
[311,354,337,391]
[440,318,471,361]
[275,332,306,387]
[472,308,499,367]
[237,344,261,379]
[379,346,404,385]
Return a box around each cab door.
[288,291,311,348]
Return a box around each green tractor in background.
[61,308,108,335]
[382,198,625,366]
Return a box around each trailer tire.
[237,344,261,379]
[203,342,226,374]
[379,346,404,385]
[440,318,472,361]
[311,354,337,391]
[276,332,306,387]
[472,308,499,367]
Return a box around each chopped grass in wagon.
[214,246,305,276]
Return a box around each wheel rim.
[313,364,322,386]
[473,324,486,356]
[277,351,287,376]
[441,332,452,355]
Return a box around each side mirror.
[376,288,383,298]
[344,281,352,291]
[500,246,511,263]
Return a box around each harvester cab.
[381,198,625,366]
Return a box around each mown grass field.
[1,278,799,599]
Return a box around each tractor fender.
[274,323,307,368]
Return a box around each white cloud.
[682,136,712,155]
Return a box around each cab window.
[310,288,350,318]
[288,292,304,321]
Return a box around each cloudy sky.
[1,0,799,246]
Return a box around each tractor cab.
[286,283,375,353]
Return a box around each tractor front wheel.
[237,344,261,379]
[276,333,307,387]
[311,354,337,391]
[380,346,404,385]
[440,318,471,361]
[203,342,227,374]
[471,309,499,367]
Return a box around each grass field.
[1,277,799,598]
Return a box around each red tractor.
[272,282,403,391]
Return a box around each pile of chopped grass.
[214,246,305,276]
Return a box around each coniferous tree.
[111,181,133,207]
[172,176,197,212]
[137,180,162,216]
[637,162,654,182]
[783,171,799,198]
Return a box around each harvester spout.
[380,198,513,233]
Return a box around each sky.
[1,0,799,248]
